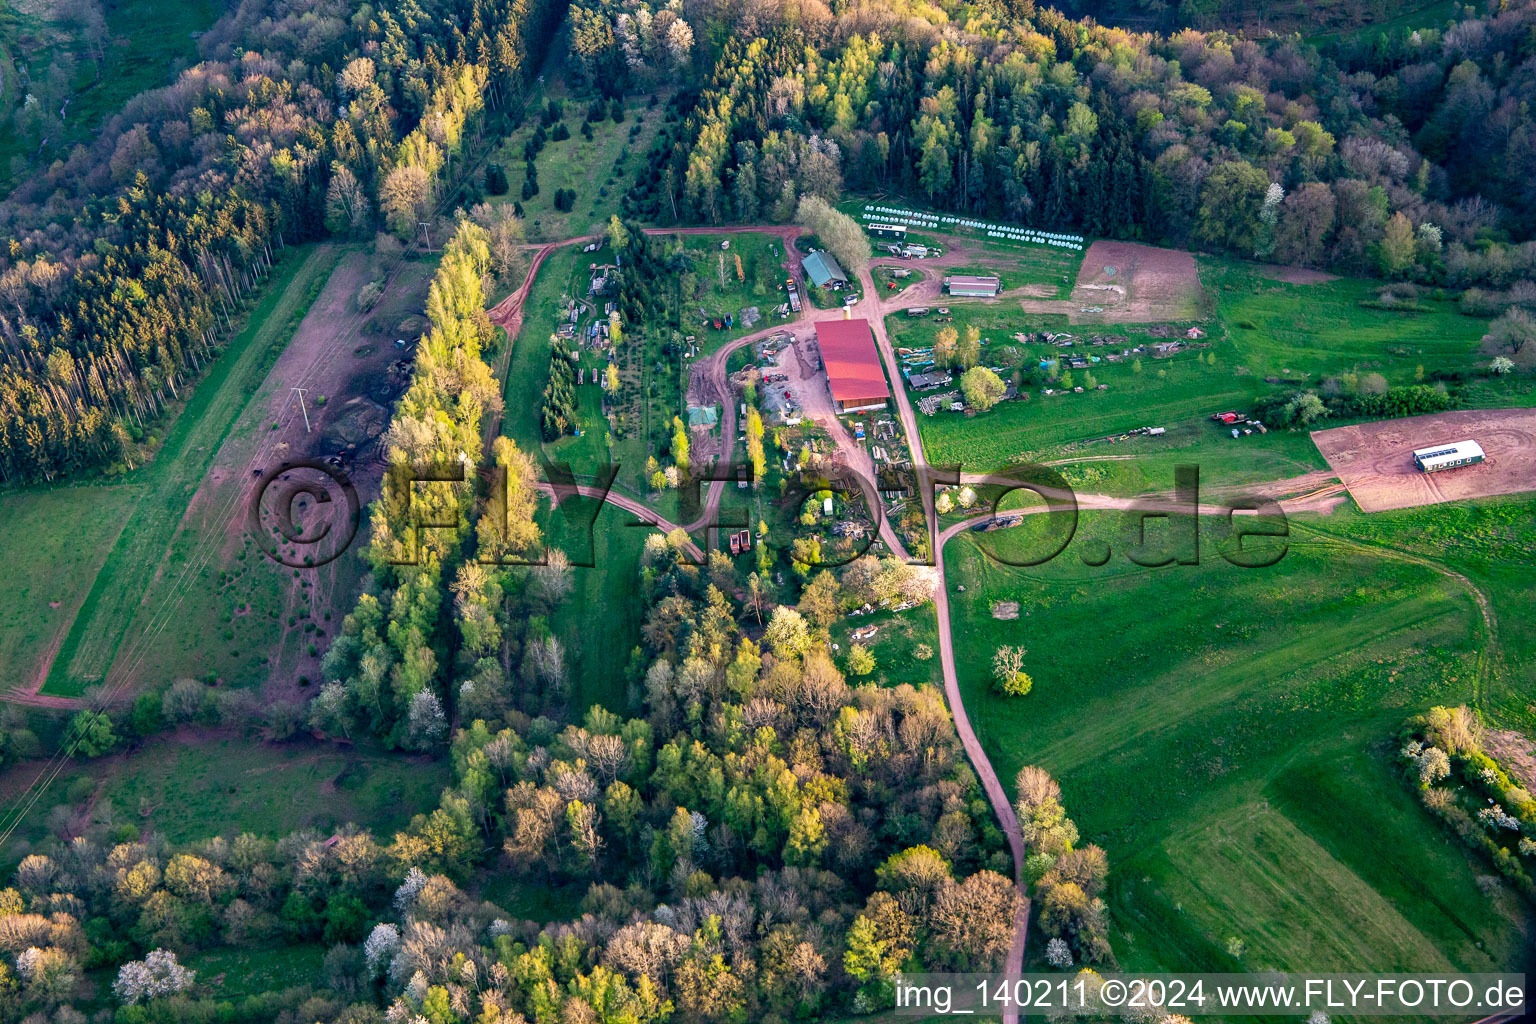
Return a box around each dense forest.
[0,0,562,484]
[603,0,1536,294]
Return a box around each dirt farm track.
[1311,408,1536,512]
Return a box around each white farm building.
[1412,440,1485,472]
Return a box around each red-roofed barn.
[814,319,890,414]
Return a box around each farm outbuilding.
[815,319,890,413]
[944,274,1000,297]
[803,251,849,290]
[907,371,952,390]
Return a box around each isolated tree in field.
[992,645,1032,695]
[933,325,958,367]
[847,644,876,676]
[1491,356,1515,375]
[961,366,1006,411]
[795,195,870,274]
[1283,391,1327,426]
[956,324,982,369]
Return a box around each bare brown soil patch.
[1311,408,1536,512]
[1484,730,1536,794]
[1018,241,1204,324]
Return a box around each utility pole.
[291,387,311,433]
[418,220,433,251]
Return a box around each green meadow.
[942,508,1527,975]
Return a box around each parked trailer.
[1413,440,1485,472]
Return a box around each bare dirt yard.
[1018,240,1205,324]
[1311,408,1536,512]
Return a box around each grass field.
[0,733,444,872]
[1209,260,1489,382]
[39,245,339,696]
[0,484,141,693]
[900,255,1495,483]
[184,944,329,1000]
[831,605,941,689]
[1296,496,1536,727]
[942,509,1527,973]
[541,499,657,713]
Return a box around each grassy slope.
[99,735,443,843]
[41,245,338,696]
[0,484,141,690]
[490,88,664,242]
[943,511,1527,973]
[0,733,444,871]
